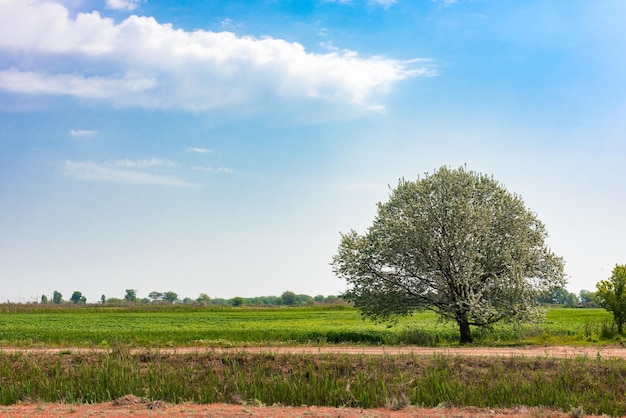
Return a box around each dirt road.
[2,344,625,358]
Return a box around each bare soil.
[2,344,626,358]
[2,345,621,417]
[0,401,589,418]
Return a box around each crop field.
[0,305,617,348]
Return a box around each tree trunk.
[459,320,473,344]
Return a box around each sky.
[0,0,625,303]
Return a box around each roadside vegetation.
[0,349,624,416]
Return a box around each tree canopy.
[332,166,565,343]
[52,291,63,304]
[124,289,137,302]
[595,265,626,334]
[70,291,86,304]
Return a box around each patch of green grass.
[0,305,618,348]
[0,306,399,347]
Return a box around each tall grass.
[0,350,624,416]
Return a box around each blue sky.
[1,0,625,302]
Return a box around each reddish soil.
[0,401,589,418]
[1,345,621,417]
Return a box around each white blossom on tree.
[332,166,565,343]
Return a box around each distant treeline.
[34,289,344,307]
[19,287,597,308]
[537,287,598,308]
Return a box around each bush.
[600,321,618,340]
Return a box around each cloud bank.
[0,0,432,112]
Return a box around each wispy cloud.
[70,129,97,138]
[186,147,212,154]
[105,0,142,11]
[0,0,432,112]
[191,166,235,174]
[111,158,178,168]
[63,160,195,187]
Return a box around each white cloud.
[70,129,97,137]
[187,147,212,154]
[0,0,432,112]
[63,160,194,186]
[191,165,235,174]
[0,69,156,99]
[111,158,178,168]
[105,0,142,11]
[191,166,213,172]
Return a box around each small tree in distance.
[163,291,178,303]
[52,291,63,304]
[196,293,211,306]
[595,265,626,334]
[70,291,86,304]
[149,291,163,302]
[281,291,297,306]
[579,289,596,308]
[124,289,137,303]
[332,166,566,344]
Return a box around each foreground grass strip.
[0,350,624,416]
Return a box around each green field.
[0,305,617,347]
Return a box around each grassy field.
[0,305,624,415]
[0,304,618,347]
[0,349,624,415]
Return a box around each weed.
[386,393,411,410]
[569,405,585,418]
[600,321,617,340]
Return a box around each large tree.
[595,265,626,334]
[332,166,565,344]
